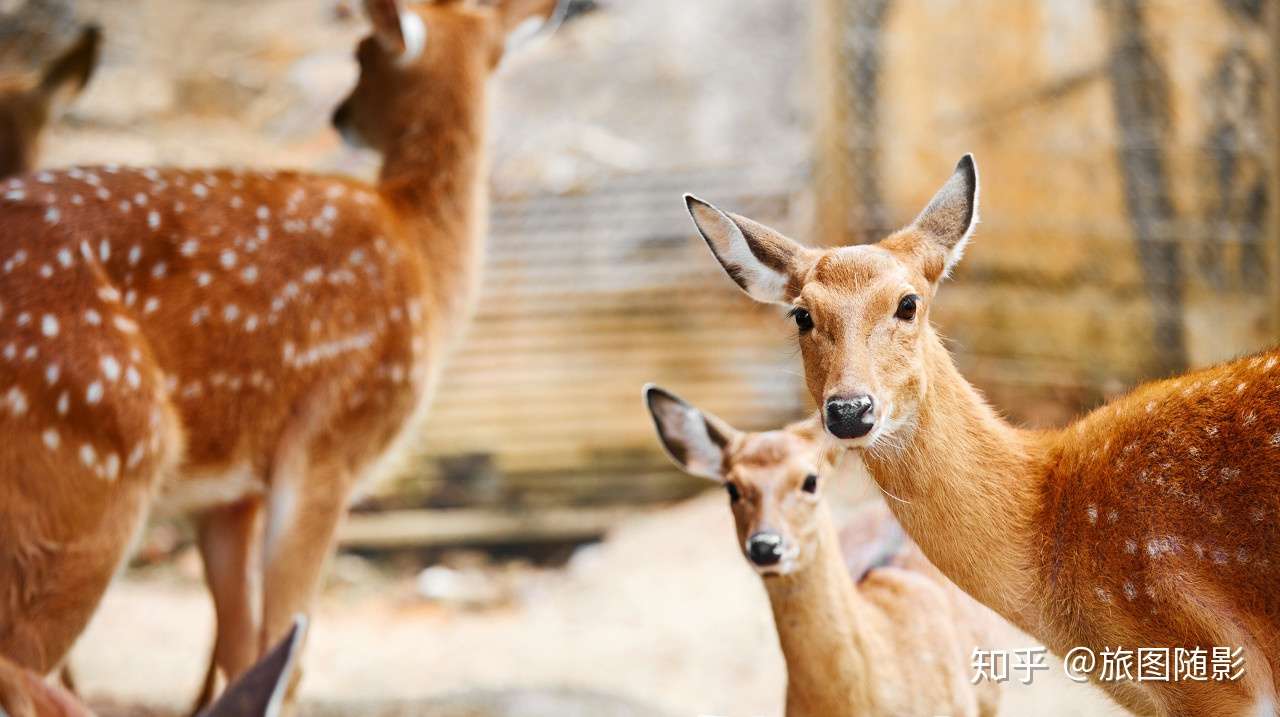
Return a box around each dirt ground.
[70,492,1122,717]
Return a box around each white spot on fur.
[101,356,121,382]
[5,387,27,416]
[86,381,103,404]
[42,428,60,450]
[41,314,58,337]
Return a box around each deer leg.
[258,465,349,704]
[190,498,264,714]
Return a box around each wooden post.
[1270,0,1280,341]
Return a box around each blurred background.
[3,0,1275,714]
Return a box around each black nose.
[747,532,784,566]
[331,102,350,130]
[825,395,875,439]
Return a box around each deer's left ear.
[39,25,100,115]
[491,0,565,54]
[904,154,979,283]
[684,195,813,305]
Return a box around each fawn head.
[333,0,563,150]
[0,24,99,178]
[684,156,979,449]
[645,385,839,577]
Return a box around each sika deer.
[0,24,100,179]
[644,386,1002,717]
[0,0,562,708]
[684,156,1280,715]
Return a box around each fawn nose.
[825,395,875,439]
[746,532,784,567]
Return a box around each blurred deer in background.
[0,23,99,178]
[0,0,564,710]
[644,386,1002,717]
[0,616,307,717]
[684,156,1280,715]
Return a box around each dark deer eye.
[726,483,741,502]
[789,307,814,333]
[802,474,818,493]
[894,294,919,321]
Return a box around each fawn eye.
[789,307,814,333]
[894,294,919,321]
[802,474,819,493]
[726,483,741,502]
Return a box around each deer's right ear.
[39,25,100,115]
[684,195,811,304]
[644,385,737,482]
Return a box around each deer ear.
[492,0,564,52]
[198,615,307,717]
[363,0,409,56]
[684,195,811,304]
[39,25,100,115]
[908,154,979,281]
[644,385,738,482]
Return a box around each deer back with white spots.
[0,0,562,709]
[686,155,1280,716]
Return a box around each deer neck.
[862,330,1047,634]
[763,505,877,714]
[377,75,490,322]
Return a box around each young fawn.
[644,386,1001,717]
[0,0,561,707]
[0,24,100,179]
[684,156,1280,715]
[0,616,307,717]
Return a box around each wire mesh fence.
[3,0,1276,505]
[814,0,1277,426]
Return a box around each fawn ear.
[198,615,307,717]
[644,385,738,482]
[905,154,979,282]
[684,195,811,304]
[39,25,100,115]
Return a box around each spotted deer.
[645,387,1002,717]
[0,0,563,708]
[0,616,307,717]
[0,24,100,179]
[683,156,1280,715]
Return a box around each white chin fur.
[398,11,428,65]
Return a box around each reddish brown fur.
[0,0,556,707]
[688,158,1280,715]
